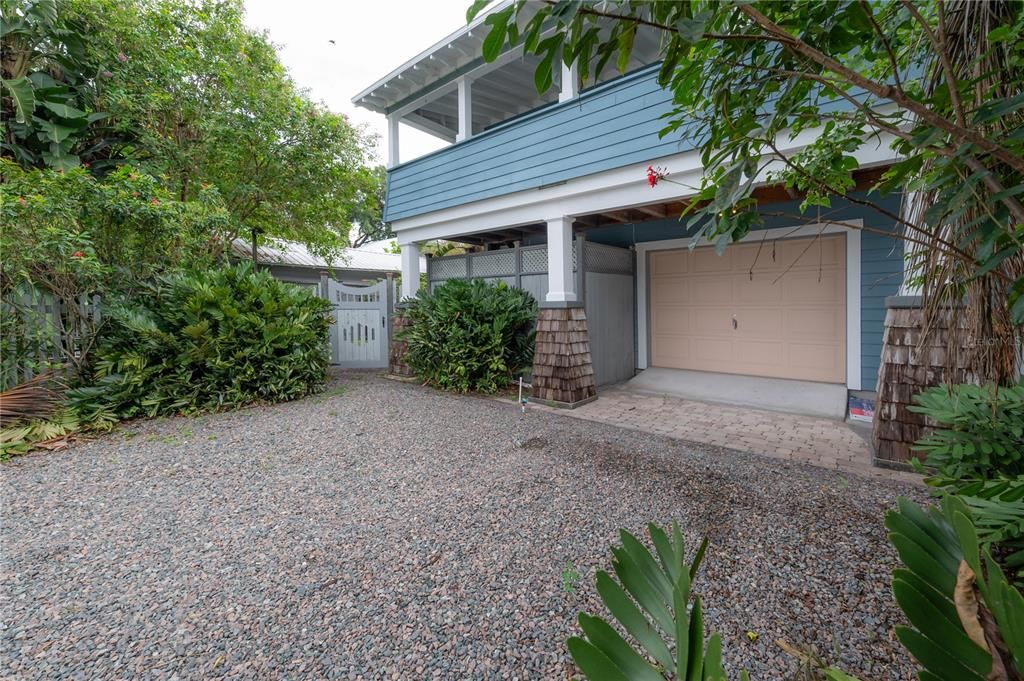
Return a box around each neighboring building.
[353,2,905,415]
[230,238,423,289]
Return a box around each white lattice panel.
[471,251,516,277]
[520,247,547,273]
[585,243,633,274]
[430,256,467,280]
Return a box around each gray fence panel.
[1,287,102,390]
[519,274,548,304]
[480,276,517,288]
[585,271,636,386]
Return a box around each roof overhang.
[351,0,514,117]
[352,1,663,142]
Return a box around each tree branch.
[761,138,988,272]
[903,0,967,127]
[858,0,902,92]
[737,4,1024,177]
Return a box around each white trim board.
[390,129,898,244]
[635,221,863,390]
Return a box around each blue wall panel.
[582,194,904,391]
[384,63,869,222]
[384,65,683,221]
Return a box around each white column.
[456,77,472,142]
[545,217,576,303]
[399,242,421,300]
[387,114,400,168]
[559,61,579,102]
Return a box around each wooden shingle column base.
[532,304,597,408]
[872,296,971,467]
[389,313,415,378]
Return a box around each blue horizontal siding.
[384,64,681,221]
[384,63,876,222]
[583,194,904,391]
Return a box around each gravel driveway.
[2,371,925,680]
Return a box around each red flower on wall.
[72,251,85,258]
[646,165,669,188]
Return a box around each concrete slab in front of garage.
[625,368,850,420]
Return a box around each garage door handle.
[732,316,738,330]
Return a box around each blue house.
[353,2,905,417]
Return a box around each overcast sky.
[243,0,472,165]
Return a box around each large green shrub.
[67,263,330,421]
[400,279,537,393]
[910,382,1024,482]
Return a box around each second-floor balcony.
[352,1,672,224]
[381,63,692,224]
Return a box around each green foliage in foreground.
[885,496,1024,679]
[576,504,1024,680]
[67,264,331,423]
[399,279,537,393]
[567,522,740,681]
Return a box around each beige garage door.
[649,234,846,383]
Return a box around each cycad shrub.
[910,382,1024,481]
[68,263,331,421]
[400,279,537,393]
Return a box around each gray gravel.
[2,370,926,680]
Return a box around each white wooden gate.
[323,279,389,368]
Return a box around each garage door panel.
[647,278,696,307]
[733,243,788,273]
[787,343,845,378]
[692,309,734,334]
[780,272,844,303]
[692,249,733,273]
[652,307,690,335]
[778,235,844,267]
[652,335,690,365]
[733,307,784,337]
[649,234,846,384]
[692,337,736,363]
[688,276,733,303]
[651,251,689,276]
[734,340,784,367]
[733,275,784,303]
[785,307,844,339]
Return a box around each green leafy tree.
[470,0,1024,386]
[3,0,380,259]
[0,0,120,171]
[71,0,379,258]
[0,159,230,377]
[348,165,391,247]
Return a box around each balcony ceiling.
[352,1,665,141]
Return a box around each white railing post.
[456,77,473,142]
[545,216,577,303]
[559,61,579,103]
[387,114,400,168]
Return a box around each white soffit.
[352,1,664,140]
